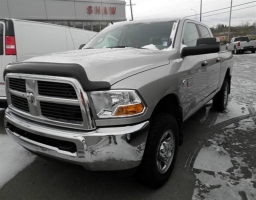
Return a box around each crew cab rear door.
[197,24,221,97]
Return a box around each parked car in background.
[0,19,96,106]
[4,18,233,188]
[226,36,256,54]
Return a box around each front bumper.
[5,108,149,171]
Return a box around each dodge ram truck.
[4,17,234,188]
[226,36,256,54]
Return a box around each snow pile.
[193,146,233,172]
[192,117,256,200]
[0,133,36,188]
[214,100,249,125]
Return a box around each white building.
[0,0,126,31]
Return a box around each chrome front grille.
[10,94,29,112]
[6,74,95,130]
[9,78,26,93]
[40,101,83,122]
[38,81,77,99]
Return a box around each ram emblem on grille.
[26,92,35,105]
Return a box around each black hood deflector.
[4,62,111,91]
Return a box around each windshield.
[84,21,175,50]
[0,23,3,55]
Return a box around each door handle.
[216,58,221,62]
[201,61,208,67]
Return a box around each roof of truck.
[113,17,207,27]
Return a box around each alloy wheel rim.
[156,130,175,174]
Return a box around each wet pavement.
[0,52,256,200]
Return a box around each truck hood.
[26,48,172,85]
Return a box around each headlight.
[90,90,145,118]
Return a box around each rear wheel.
[136,113,179,188]
[213,79,229,111]
[252,50,255,53]
[234,47,238,54]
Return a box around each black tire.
[213,79,229,111]
[252,50,255,53]
[136,113,179,188]
[234,46,237,54]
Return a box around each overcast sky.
[124,0,256,27]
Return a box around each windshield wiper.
[106,46,132,48]
[107,46,149,49]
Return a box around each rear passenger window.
[0,24,4,55]
[198,25,211,38]
[182,23,200,47]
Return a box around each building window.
[83,22,92,31]
[101,22,109,31]
[92,22,100,32]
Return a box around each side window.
[182,23,200,47]
[0,24,3,55]
[198,25,211,38]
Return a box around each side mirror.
[181,37,220,57]
[79,44,86,50]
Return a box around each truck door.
[180,22,208,119]
[0,22,5,97]
[198,25,221,97]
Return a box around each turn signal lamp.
[114,103,144,116]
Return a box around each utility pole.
[129,0,134,21]
[200,0,202,22]
[227,0,233,42]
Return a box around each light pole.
[200,0,202,22]
[227,0,233,42]
[191,9,197,20]
[130,0,134,21]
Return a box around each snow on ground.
[214,99,249,125]
[193,146,233,172]
[192,118,256,200]
[0,133,35,188]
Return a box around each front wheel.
[136,113,179,188]
[251,50,255,53]
[213,79,229,111]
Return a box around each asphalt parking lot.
[0,52,256,200]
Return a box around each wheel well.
[225,68,231,94]
[151,94,183,146]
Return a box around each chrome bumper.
[5,108,149,171]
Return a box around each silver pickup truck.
[4,17,233,188]
[226,36,256,54]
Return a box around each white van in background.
[0,19,96,105]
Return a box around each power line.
[133,0,227,17]
[187,1,256,17]
[198,5,256,18]
[136,1,256,19]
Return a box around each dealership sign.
[87,5,117,15]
